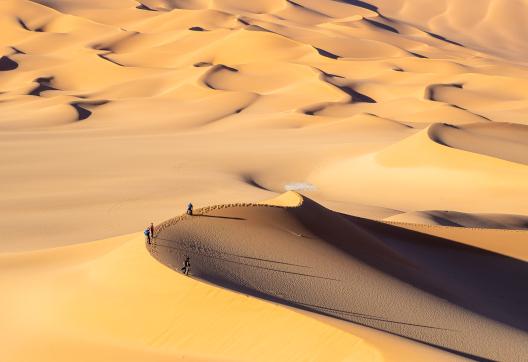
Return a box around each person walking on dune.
[187,202,193,216]
[144,227,151,244]
[149,222,155,239]
[181,257,191,276]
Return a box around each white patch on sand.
[284,182,316,192]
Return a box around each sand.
[1,0,528,360]
[149,193,528,361]
[1,228,459,362]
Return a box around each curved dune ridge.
[1,1,528,359]
[428,122,528,165]
[1,226,459,362]
[386,209,528,230]
[310,121,528,216]
[149,192,528,361]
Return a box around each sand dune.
[0,227,457,362]
[386,209,528,230]
[367,0,528,63]
[429,122,528,165]
[311,122,528,215]
[2,0,528,360]
[150,192,528,361]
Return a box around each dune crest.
[1,0,528,360]
[428,122,528,165]
[149,193,528,361]
[310,121,528,216]
[258,190,304,207]
[1,230,459,362]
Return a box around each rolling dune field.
[1,0,527,361]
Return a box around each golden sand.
[1,0,527,360]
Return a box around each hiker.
[187,202,193,216]
[149,222,155,239]
[144,227,151,244]
[181,257,191,276]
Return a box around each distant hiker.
[144,227,151,244]
[181,257,191,276]
[187,202,193,216]
[149,222,155,239]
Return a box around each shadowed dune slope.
[2,0,528,247]
[429,122,528,165]
[0,233,459,362]
[386,210,528,230]
[1,0,528,360]
[149,192,528,361]
[381,218,528,262]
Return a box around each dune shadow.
[427,31,464,47]
[70,100,109,121]
[336,84,376,103]
[314,47,340,60]
[0,56,18,71]
[11,47,25,55]
[364,18,399,33]
[336,212,528,333]
[337,0,378,12]
[424,83,463,101]
[241,174,270,191]
[71,103,91,120]
[29,77,57,96]
[202,64,239,90]
[97,53,125,67]
[136,3,156,11]
[303,103,327,116]
[194,62,212,67]
[194,214,245,220]
[153,237,313,269]
[195,271,491,362]
[295,301,452,330]
[148,197,528,360]
[409,51,428,59]
[17,17,43,32]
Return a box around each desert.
[1,0,528,361]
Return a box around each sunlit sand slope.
[150,193,528,361]
[0,231,456,362]
[310,123,528,215]
[2,1,528,361]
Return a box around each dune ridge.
[155,191,303,235]
[310,121,528,217]
[149,192,528,361]
[1,0,528,360]
[1,228,459,362]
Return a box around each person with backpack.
[144,227,151,244]
[149,222,155,239]
[181,257,191,276]
[187,203,193,216]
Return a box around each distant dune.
[1,0,528,360]
[1,0,528,250]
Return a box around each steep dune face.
[150,193,528,361]
[0,231,458,362]
[2,1,527,360]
